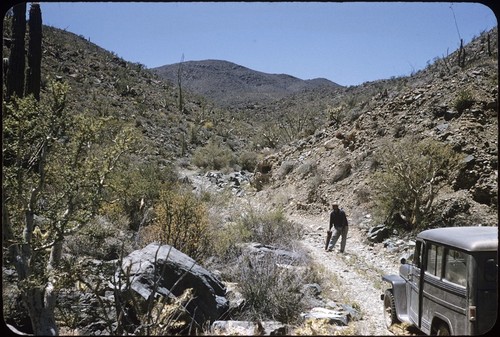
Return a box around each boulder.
[366,225,391,243]
[117,243,229,328]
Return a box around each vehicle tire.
[436,323,450,336]
[383,289,399,328]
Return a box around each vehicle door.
[474,252,498,334]
[408,240,424,327]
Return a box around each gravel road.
[290,213,405,335]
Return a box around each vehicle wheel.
[436,323,450,336]
[383,289,399,328]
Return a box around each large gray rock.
[366,224,391,243]
[118,243,229,327]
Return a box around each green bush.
[238,150,259,172]
[370,137,461,230]
[138,184,212,261]
[104,160,177,230]
[210,221,252,262]
[454,90,474,113]
[191,140,236,171]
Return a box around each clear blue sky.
[27,2,499,86]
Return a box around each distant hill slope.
[152,59,342,107]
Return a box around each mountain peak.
[152,59,341,107]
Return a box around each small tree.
[370,137,461,230]
[2,81,140,335]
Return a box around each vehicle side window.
[426,243,443,277]
[444,249,467,287]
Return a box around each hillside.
[36,26,256,160]
[253,27,498,229]
[152,59,342,108]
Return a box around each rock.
[117,243,229,328]
[435,123,449,133]
[223,282,246,312]
[211,320,256,335]
[366,225,391,243]
[300,307,350,326]
[340,303,363,321]
[211,320,289,336]
[324,138,339,149]
[330,162,352,183]
[301,283,322,298]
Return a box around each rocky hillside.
[152,59,341,108]
[29,24,500,228]
[254,27,498,229]
[36,26,256,161]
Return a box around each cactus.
[25,3,42,101]
[6,2,26,99]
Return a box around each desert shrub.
[454,90,474,113]
[135,288,196,335]
[252,123,279,149]
[306,174,323,203]
[238,150,259,172]
[277,160,296,178]
[251,172,270,191]
[210,221,252,262]
[238,208,302,247]
[104,160,178,230]
[137,184,212,261]
[370,137,461,230]
[65,216,133,260]
[191,139,236,171]
[354,184,371,204]
[229,253,305,323]
[326,104,347,125]
[296,159,317,178]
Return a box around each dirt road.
[290,213,403,335]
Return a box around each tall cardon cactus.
[6,2,26,100]
[25,3,42,101]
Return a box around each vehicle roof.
[417,226,498,252]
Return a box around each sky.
[6,1,499,86]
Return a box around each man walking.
[326,203,349,253]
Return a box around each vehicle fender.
[382,274,409,322]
